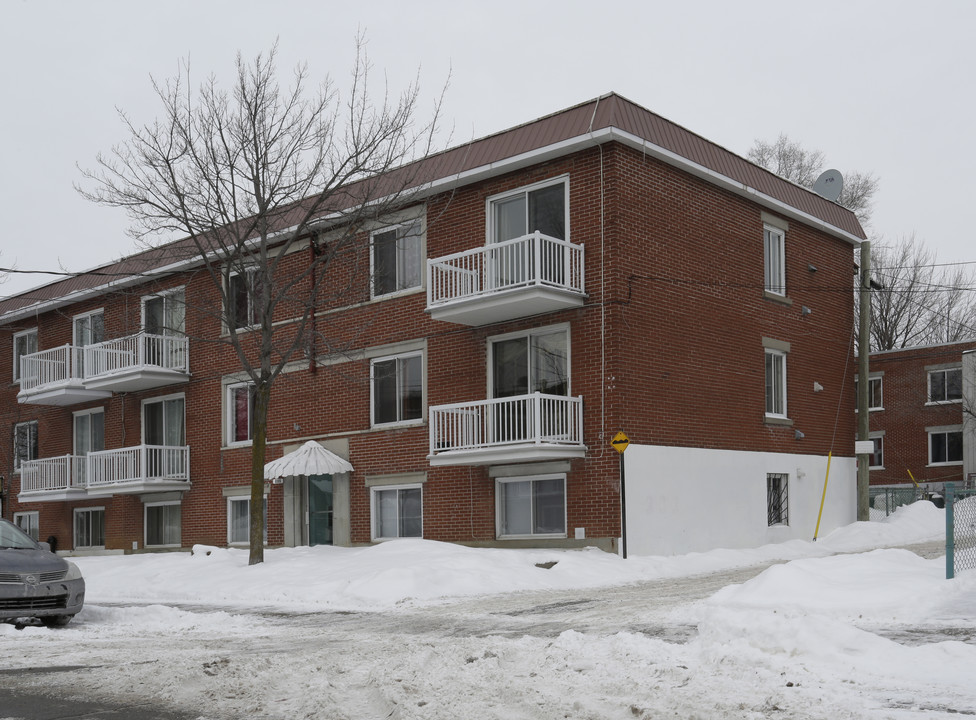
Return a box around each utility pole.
[857,241,872,520]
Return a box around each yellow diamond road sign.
[611,431,630,453]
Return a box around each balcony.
[17,446,190,502]
[17,333,189,405]
[16,346,112,406]
[18,456,89,502]
[428,393,586,466]
[427,232,585,326]
[84,332,189,392]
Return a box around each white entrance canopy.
[264,440,353,481]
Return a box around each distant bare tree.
[79,39,444,564]
[748,134,878,226]
[863,234,976,351]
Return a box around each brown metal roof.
[0,92,865,321]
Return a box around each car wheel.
[40,615,73,628]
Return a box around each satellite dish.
[812,169,843,202]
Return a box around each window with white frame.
[226,381,256,445]
[928,367,962,403]
[227,496,267,545]
[12,328,37,383]
[73,309,105,347]
[371,352,423,426]
[856,374,884,411]
[144,288,186,336]
[763,223,786,296]
[766,473,789,526]
[489,179,567,244]
[13,420,38,471]
[490,327,569,399]
[74,507,105,549]
[372,221,422,298]
[14,511,39,541]
[497,475,566,537]
[228,268,263,330]
[145,502,182,547]
[764,349,788,418]
[929,426,963,465]
[371,485,423,540]
[869,433,885,469]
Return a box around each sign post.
[611,431,630,558]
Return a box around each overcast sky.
[2,0,972,298]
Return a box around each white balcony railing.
[19,455,87,493]
[86,445,190,488]
[429,393,584,456]
[427,232,585,309]
[18,345,85,393]
[85,332,188,379]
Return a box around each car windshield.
[0,520,40,550]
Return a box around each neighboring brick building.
[858,340,976,492]
[0,93,865,556]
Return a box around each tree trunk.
[249,383,271,565]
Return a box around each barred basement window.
[767,473,789,526]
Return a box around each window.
[497,475,566,537]
[371,353,423,426]
[489,179,567,244]
[856,375,884,411]
[143,395,186,478]
[765,349,787,418]
[13,420,38,471]
[74,408,105,486]
[227,496,267,545]
[766,473,789,526]
[12,328,37,382]
[74,508,105,549]
[371,485,423,540]
[928,368,962,403]
[490,328,569,399]
[73,310,105,347]
[763,223,786,296]
[372,221,422,297]
[144,289,186,336]
[228,268,263,329]
[868,434,884,469]
[145,503,182,547]
[929,427,963,465]
[14,511,39,541]
[226,381,256,445]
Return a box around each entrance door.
[307,474,334,546]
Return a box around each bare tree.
[79,41,443,564]
[863,234,976,351]
[748,134,878,226]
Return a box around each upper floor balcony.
[428,392,586,466]
[18,445,191,502]
[426,232,585,326]
[17,332,190,406]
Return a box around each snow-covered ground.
[3,501,975,719]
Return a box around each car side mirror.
[38,541,51,552]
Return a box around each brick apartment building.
[0,93,865,557]
[859,340,976,493]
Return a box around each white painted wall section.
[624,444,856,556]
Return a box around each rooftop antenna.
[812,168,843,202]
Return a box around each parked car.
[0,518,85,627]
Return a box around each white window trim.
[495,473,568,539]
[485,175,570,245]
[224,379,256,447]
[766,472,789,527]
[763,222,786,297]
[13,419,38,473]
[926,367,963,405]
[927,425,963,466]
[73,506,106,550]
[226,266,262,332]
[142,286,186,333]
[73,406,105,455]
[369,219,425,300]
[370,350,425,428]
[226,495,268,546]
[370,483,424,541]
[764,348,788,420]
[141,392,186,446]
[14,511,39,541]
[486,323,572,399]
[12,327,38,383]
[868,431,885,470]
[71,308,105,346]
[144,501,182,548]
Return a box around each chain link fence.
[946,483,976,580]
[869,486,921,519]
